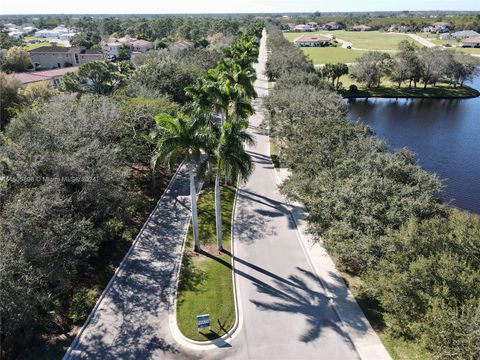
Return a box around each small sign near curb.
[197,314,210,331]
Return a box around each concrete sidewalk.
[275,169,392,360]
[63,163,200,360]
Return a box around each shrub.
[68,288,100,323]
[349,84,358,92]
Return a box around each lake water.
[347,74,480,214]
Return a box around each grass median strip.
[176,184,236,341]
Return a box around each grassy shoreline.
[176,184,236,341]
[341,84,480,99]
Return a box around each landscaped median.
[176,183,237,341]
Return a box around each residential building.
[352,24,372,31]
[6,66,78,88]
[30,46,103,70]
[35,25,77,39]
[440,30,480,40]
[293,35,332,47]
[280,23,295,31]
[169,40,196,50]
[293,24,313,32]
[323,21,343,30]
[423,22,452,34]
[132,39,154,53]
[461,36,480,48]
[101,36,153,58]
[307,22,318,30]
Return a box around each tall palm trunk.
[214,169,222,251]
[188,161,200,251]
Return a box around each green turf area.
[338,74,479,99]
[430,39,460,46]
[455,47,480,55]
[284,30,422,50]
[23,36,45,41]
[303,47,367,64]
[25,42,64,50]
[339,270,433,360]
[176,185,236,341]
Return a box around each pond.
[347,74,480,214]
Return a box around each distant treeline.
[0,15,253,41]
[276,13,480,32]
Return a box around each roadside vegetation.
[167,24,261,340]
[0,17,262,359]
[265,24,480,360]
[176,185,236,340]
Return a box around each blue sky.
[1,0,479,15]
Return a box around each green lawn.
[430,38,460,46]
[338,74,479,99]
[303,47,367,64]
[455,47,480,55]
[284,30,421,50]
[176,184,236,341]
[25,42,63,50]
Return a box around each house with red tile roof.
[6,67,79,88]
[461,36,480,48]
[293,35,332,47]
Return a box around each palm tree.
[152,113,208,252]
[213,118,254,251]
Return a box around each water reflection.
[347,74,480,214]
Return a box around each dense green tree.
[0,96,127,355]
[59,61,127,95]
[350,51,390,88]
[128,55,202,103]
[3,46,32,72]
[0,72,21,129]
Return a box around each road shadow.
[68,167,201,360]
[226,250,370,344]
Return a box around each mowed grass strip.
[303,47,366,64]
[176,184,236,341]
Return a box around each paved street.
[64,164,201,360]
[215,30,358,360]
[64,30,388,360]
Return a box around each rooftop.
[29,46,81,53]
[294,35,332,42]
[461,36,480,43]
[6,67,78,85]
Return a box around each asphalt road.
[64,30,363,360]
[212,30,358,360]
